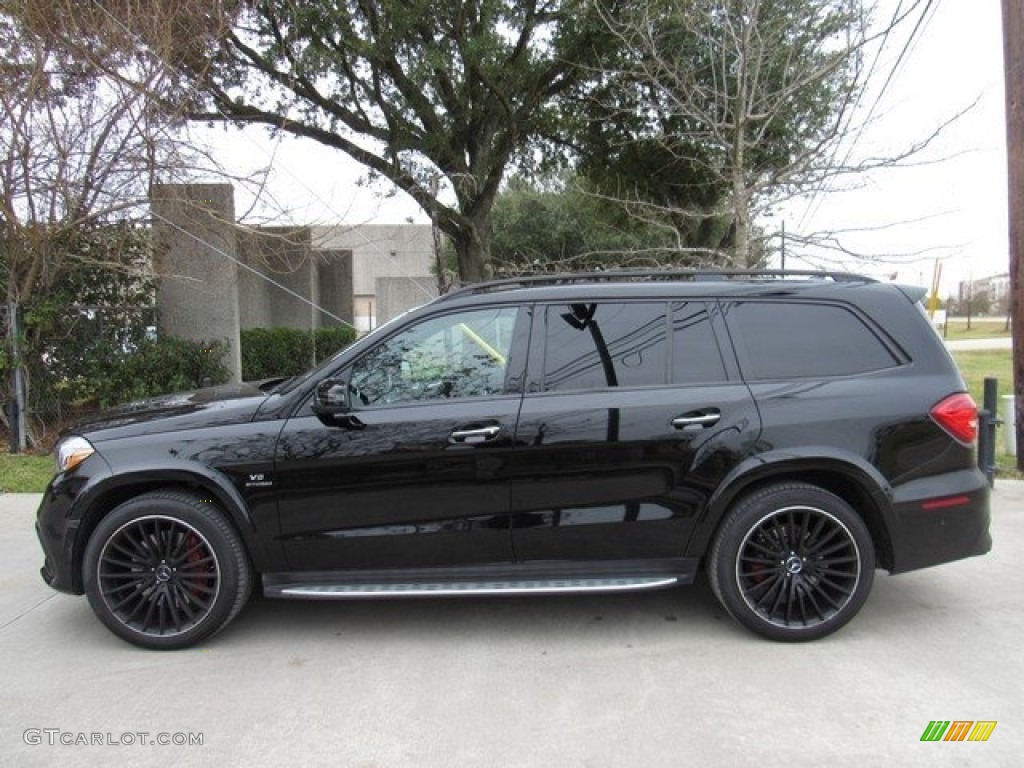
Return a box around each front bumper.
[35,453,112,595]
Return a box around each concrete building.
[152,185,438,382]
[310,225,438,330]
[151,183,243,380]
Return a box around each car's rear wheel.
[708,483,875,641]
[83,491,252,650]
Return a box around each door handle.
[449,425,501,444]
[672,410,721,429]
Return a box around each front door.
[275,305,527,571]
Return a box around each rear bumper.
[888,468,991,574]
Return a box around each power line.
[794,0,941,238]
[148,208,356,330]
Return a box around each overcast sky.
[785,0,1010,294]
[196,0,1011,296]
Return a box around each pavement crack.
[0,593,57,631]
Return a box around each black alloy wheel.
[709,483,875,641]
[83,491,251,650]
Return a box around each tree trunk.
[732,182,750,268]
[731,150,751,268]
[449,209,494,284]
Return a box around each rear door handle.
[449,425,501,444]
[672,410,721,429]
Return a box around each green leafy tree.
[584,0,877,266]
[171,0,615,284]
[489,175,693,272]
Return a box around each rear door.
[509,300,761,562]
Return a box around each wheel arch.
[690,452,895,571]
[71,468,271,593]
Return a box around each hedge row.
[32,326,357,414]
[35,336,233,413]
[240,326,357,381]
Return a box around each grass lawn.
[951,348,1019,478]
[952,349,1012,396]
[941,319,1011,341]
[0,452,54,493]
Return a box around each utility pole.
[1004,0,1024,470]
[780,221,786,272]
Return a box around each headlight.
[56,436,95,474]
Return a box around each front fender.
[70,462,281,592]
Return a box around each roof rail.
[439,268,876,301]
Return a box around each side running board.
[264,576,680,600]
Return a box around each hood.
[71,382,270,442]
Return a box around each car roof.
[430,270,899,309]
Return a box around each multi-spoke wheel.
[83,491,251,650]
[708,483,875,641]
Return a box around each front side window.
[349,307,518,405]
[543,303,668,391]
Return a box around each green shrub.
[241,326,356,381]
[90,337,231,407]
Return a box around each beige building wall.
[311,225,437,331]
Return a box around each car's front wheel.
[82,491,252,650]
[708,483,875,641]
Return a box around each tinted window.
[671,302,727,383]
[543,303,668,391]
[349,306,518,405]
[729,302,898,379]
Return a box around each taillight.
[930,393,979,444]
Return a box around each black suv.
[36,271,992,649]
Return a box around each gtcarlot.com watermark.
[24,729,203,747]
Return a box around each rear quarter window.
[727,301,900,379]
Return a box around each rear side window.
[728,302,899,379]
[543,303,668,390]
[672,302,727,383]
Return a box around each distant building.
[958,273,1010,314]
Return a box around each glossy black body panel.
[509,384,759,560]
[275,396,521,569]
[36,276,991,608]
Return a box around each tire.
[82,490,252,650]
[708,483,875,642]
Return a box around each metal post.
[6,300,27,453]
[780,221,786,272]
[979,377,1000,487]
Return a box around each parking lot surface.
[1,484,1021,768]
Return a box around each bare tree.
[0,3,215,448]
[590,0,950,267]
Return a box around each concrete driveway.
[945,337,1012,351]
[1,485,1021,768]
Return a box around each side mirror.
[312,378,351,425]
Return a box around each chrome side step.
[266,576,680,600]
